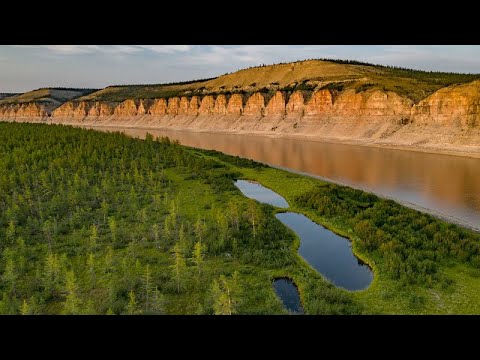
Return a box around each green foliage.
[210,271,242,315]
[295,183,480,287]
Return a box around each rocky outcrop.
[214,95,228,115]
[0,102,49,118]
[51,101,116,117]
[226,94,244,115]
[305,89,335,115]
[88,102,114,116]
[265,91,286,117]
[3,82,480,157]
[52,101,77,117]
[199,95,215,115]
[149,99,167,116]
[114,99,139,116]
[330,89,413,119]
[188,96,200,116]
[167,97,180,115]
[243,92,266,117]
[286,91,305,114]
[178,97,189,115]
[412,80,480,127]
[137,99,153,115]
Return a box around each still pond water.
[234,179,372,295]
[273,279,303,314]
[92,127,480,231]
[233,180,289,208]
[275,212,373,291]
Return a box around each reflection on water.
[276,212,373,291]
[273,279,303,314]
[234,180,289,208]
[88,126,480,230]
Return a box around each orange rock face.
[52,101,78,117]
[243,92,265,116]
[137,99,153,115]
[178,97,189,115]
[227,94,244,115]
[304,90,334,115]
[15,103,48,117]
[214,95,228,115]
[167,97,180,115]
[188,96,200,116]
[265,91,286,116]
[286,91,305,114]
[412,80,480,126]
[114,99,139,116]
[199,95,215,115]
[149,99,168,116]
[331,89,412,118]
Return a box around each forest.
[1,122,480,315]
[0,123,356,314]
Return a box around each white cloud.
[13,45,102,55]
[182,45,302,66]
[138,45,192,54]
[12,45,192,56]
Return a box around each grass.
[1,122,479,314]
[71,59,480,104]
[0,123,355,314]
[0,88,97,106]
[220,165,480,314]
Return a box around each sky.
[1,45,480,93]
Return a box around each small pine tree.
[108,216,117,244]
[142,264,153,312]
[194,217,206,243]
[211,272,242,315]
[126,291,141,315]
[150,287,164,314]
[171,243,187,293]
[192,241,207,280]
[20,299,30,315]
[63,270,81,315]
[6,220,15,244]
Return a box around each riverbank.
[66,123,480,233]
[230,165,480,314]
[2,122,480,314]
[39,117,480,159]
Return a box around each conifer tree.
[171,243,187,293]
[108,217,117,244]
[142,264,153,311]
[126,290,140,315]
[63,270,81,315]
[192,241,207,280]
[20,299,30,315]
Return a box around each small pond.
[234,180,289,208]
[273,278,303,314]
[276,212,373,291]
[234,178,373,292]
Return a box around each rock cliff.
[412,80,480,127]
[2,80,480,156]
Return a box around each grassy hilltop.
[76,59,480,104]
[0,88,97,109]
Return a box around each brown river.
[86,126,480,231]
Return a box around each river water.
[86,126,480,231]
